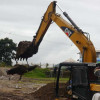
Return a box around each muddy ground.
[0,67,67,100]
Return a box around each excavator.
[16,1,96,62]
[16,1,100,100]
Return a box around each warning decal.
[61,26,74,37]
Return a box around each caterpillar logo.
[61,26,74,37]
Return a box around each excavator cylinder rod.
[63,12,82,32]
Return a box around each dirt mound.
[30,83,67,100]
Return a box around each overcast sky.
[0,0,100,65]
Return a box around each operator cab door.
[72,66,91,100]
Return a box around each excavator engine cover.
[16,41,38,60]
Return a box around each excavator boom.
[16,1,96,63]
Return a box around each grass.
[32,78,68,84]
[24,68,50,78]
[23,68,69,84]
[21,77,69,84]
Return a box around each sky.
[0,0,100,65]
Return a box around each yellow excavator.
[16,1,100,100]
[16,1,96,63]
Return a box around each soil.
[30,83,67,100]
[0,67,67,100]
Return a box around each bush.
[0,62,6,67]
[0,62,12,67]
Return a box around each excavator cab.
[55,62,100,100]
[71,66,91,100]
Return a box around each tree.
[46,63,49,68]
[0,38,17,65]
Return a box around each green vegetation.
[24,68,69,83]
[24,68,50,78]
[0,62,6,67]
[20,77,68,84]
[0,62,12,67]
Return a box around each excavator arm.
[16,1,96,62]
[16,1,56,60]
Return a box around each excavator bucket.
[16,41,38,60]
